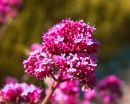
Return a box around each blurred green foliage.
[0,0,130,85]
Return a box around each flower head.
[48,80,80,104]
[53,53,97,88]
[23,19,99,89]
[4,76,17,84]
[0,0,22,25]
[0,90,4,103]
[84,89,96,101]
[42,19,99,54]
[97,75,123,104]
[1,82,42,103]
[20,83,42,103]
[8,0,22,8]
[0,0,10,25]
[80,89,97,104]
[23,49,54,80]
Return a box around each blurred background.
[0,0,130,101]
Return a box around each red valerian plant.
[0,75,123,104]
[23,19,100,104]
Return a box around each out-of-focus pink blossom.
[8,0,22,8]
[1,83,19,102]
[20,83,42,103]
[30,43,42,52]
[1,82,42,103]
[7,0,22,18]
[0,90,4,103]
[0,0,22,25]
[0,0,10,25]
[97,75,123,104]
[80,100,93,104]
[48,80,80,104]
[80,89,97,104]
[4,76,17,84]
[47,75,123,104]
[84,89,96,101]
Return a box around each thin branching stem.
[50,73,58,81]
[41,80,60,104]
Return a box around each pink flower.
[4,76,17,84]
[42,19,99,54]
[30,43,42,52]
[23,49,54,80]
[0,0,10,25]
[7,0,22,18]
[0,90,4,103]
[80,100,93,104]
[8,0,22,8]
[1,82,42,103]
[84,89,96,101]
[48,80,80,104]
[97,75,123,104]
[53,53,97,88]
[0,0,22,25]
[20,83,42,103]
[23,19,99,89]
[80,89,97,104]
[1,83,19,102]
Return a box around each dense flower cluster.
[23,19,99,89]
[97,75,123,104]
[0,82,42,104]
[0,0,22,25]
[23,49,54,80]
[48,80,80,104]
[53,53,97,88]
[42,19,98,54]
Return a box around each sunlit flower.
[23,49,54,80]
[23,19,99,89]
[42,19,99,54]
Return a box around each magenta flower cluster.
[81,89,97,104]
[97,75,123,104]
[0,82,42,104]
[42,19,98,54]
[23,19,99,89]
[0,0,22,25]
[48,75,123,104]
[48,80,80,104]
